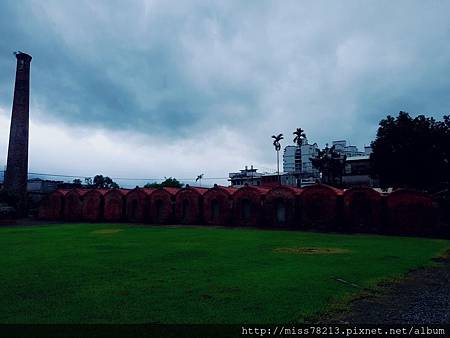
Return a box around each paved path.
[326,251,450,324]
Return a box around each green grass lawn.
[0,223,448,324]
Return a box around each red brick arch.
[125,188,153,223]
[343,187,382,233]
[175,186,208,225]
[264,186,302,227]
[387,189,436,236]
[149,188,179,224]
[203,185,237,225]
[103,189,128,222]
[64,189,88,221]
[38,189,69,220]
[232,186,269,227]
[299,184,343,230]
[82,189,107,222]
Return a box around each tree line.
[72,176,183,189]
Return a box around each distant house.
[229,166,262,187]
[342,155,378,187]
[27,178,63,194]
[229,166,297,188]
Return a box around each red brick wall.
[264,186,302,227]
[203,187,236,225]
[232,186,269,227]
[35,185,447,238]
[343,187,382,233]
[64,189,86,221]
[387,189,436,236]
[82,190,104,222]
[103,190,126,222]
[125,188,151,223]
[300,184,342,230]
[38,190,67,220]
[149,188,178,224]
[174,187,207,225]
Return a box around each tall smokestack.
[4,52,32,216]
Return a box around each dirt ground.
[323,250,450,324]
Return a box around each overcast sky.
[1,1,450,187]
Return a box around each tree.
[92,175,120,189]
[311,144,346,187]
[371,111,450,191]
[84,177,93,187]
[293,127,306,146]
[144,177,184,189]
[271,133,284,184]
[293,127,307,183]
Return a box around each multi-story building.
[283,138,320,187]
[300,142,320,178]
[283,146,296,173]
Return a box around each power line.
[25,171,229,181]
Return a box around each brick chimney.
[4,52,32,216]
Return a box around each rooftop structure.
[331,140,371,157]
[228,165,263,187]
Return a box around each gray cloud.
[1,0,450,170]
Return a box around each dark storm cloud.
[0,1,262,138]
[1,0,450,156]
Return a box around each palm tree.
[292,128,307,185]
[272,133,284,184]
[293,127,306,146]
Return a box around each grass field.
[0,223,448,323]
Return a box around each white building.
[282,138,320,187]
[332,140,371,157]
[300,142,320,177]
[228,165,262,187]
[283,146,296,173]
